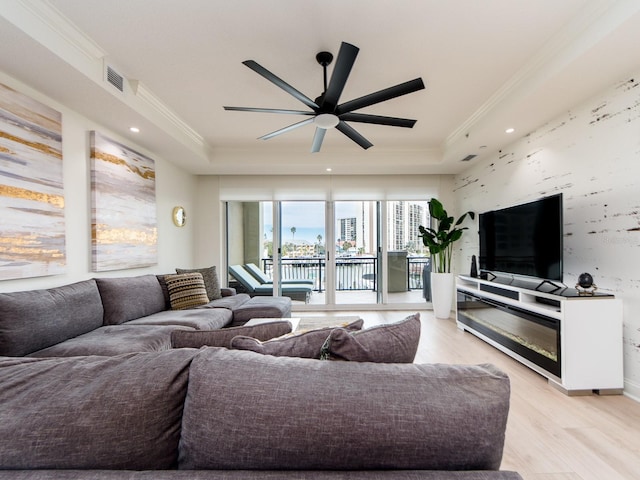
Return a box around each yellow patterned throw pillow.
[164,273,210,310]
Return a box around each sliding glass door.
[334,201,379,305]
[385,200,431,304]
[225,199,431,308]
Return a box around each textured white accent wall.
[454,75,640,399]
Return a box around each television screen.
[479,194,563,281]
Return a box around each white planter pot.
[431,272,454,319]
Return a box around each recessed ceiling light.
[326,168,332,172]
[129,127,140,133]
[505,128,515,134]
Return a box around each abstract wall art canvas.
[0,82,65,280]
[90,131,157,271]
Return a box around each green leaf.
[418,198,475,273]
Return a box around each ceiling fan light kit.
[314,113,340,129]
[224,42,425,152]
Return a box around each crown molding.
[2,0,208,159]
[445,0,640,148]
[2,0,105,70]
[130,80,206,149]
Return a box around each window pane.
[386,201,430,303]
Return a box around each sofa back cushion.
[175,266,222,300]
[96,275,166,325]
[0,349,197,470]
[320,313,421,362]
[179,348,511,471]
[0,279,104,356]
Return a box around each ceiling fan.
[224,42,425,153]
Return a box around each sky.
[263,201,360,243]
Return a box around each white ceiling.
[1,0,640,175]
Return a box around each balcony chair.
[228,265,312,303]
[244,263,314,286]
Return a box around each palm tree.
[317,234,323,245]
[291,226,297,242]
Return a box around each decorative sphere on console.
[578,272,593,289]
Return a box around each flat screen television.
[479,194,563,281]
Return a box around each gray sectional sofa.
[0,274,291,357]
[0,346,523,479]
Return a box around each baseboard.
[623,378,640,403]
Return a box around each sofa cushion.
[0,350,197,470]
[203,292,251,311]
[0,279,104,356]
[164,273,210,310]
[179,348,511,471]
[320,313,421,363]
[96,275,166,325]
[231,295,292,326]
[27,325,193,357]
[171,321,293,349]
[230,318,363,359]
[126,308,233,330]
[176,266,222,300]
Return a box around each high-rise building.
[340,217,357,242]
[387,201,428,252]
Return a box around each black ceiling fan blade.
[311,128,326,153]
[322,42,359,109]
[243,60,319,110]
[224,106,315,115]
[258,117,315,140]
[336,121,373,150]
[339,112,417,128]
[336,78,425,114]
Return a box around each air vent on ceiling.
[106,65,124,92]
[461,154,477,162]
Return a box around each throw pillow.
[320,313,421,363]
[164,273,210,310]
[230,318,364,359]
[176,266,221,300]
[171,321,293,349]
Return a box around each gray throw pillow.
[176,266,221,300]
[320,313,421,363]
[171,321,293,349]
[230,318,363,359]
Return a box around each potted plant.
[418,198,474,318]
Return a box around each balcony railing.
[261,255,429,292]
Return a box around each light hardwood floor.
[295,309,640,480]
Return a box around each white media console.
[456,275,623,395]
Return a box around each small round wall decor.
[172,206,186,227]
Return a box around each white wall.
[454,74,640,399]
[0,71,198,293]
